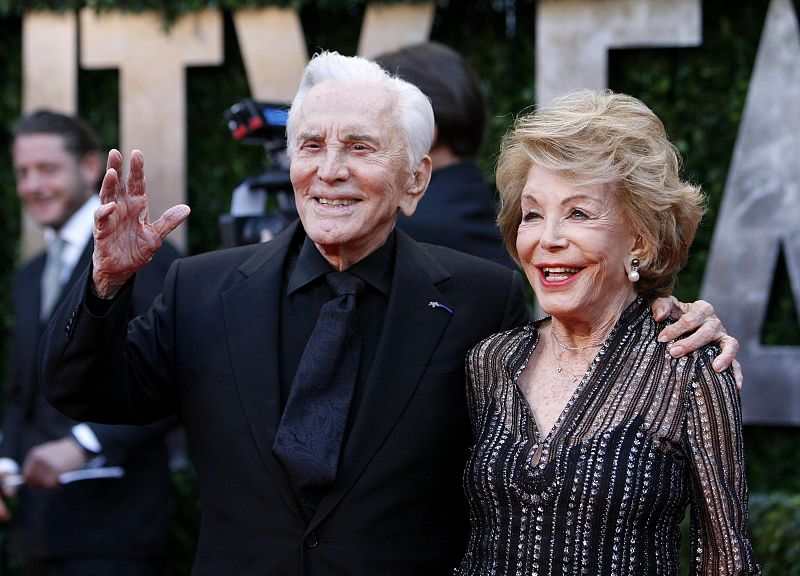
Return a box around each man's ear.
[399,155,432,217]
[79,151,104,191]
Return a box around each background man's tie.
[273,271,365,510]
[40,236,65,321]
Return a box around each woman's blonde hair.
[496,89,705,298]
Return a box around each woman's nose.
[540,218,568,249]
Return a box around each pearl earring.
[628,258,640,282]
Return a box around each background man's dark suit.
[0,236,179,564]
[40,222,529,575]
[375,42,515,270]
[397,161,515,268]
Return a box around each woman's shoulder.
[674,341,740,410]
[468,322,536,364]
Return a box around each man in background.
[374,41,515,268]
[0,111,179,576]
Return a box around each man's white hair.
[286,51,434,173]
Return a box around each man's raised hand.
[92,149,190,298]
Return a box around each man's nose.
[316,150,349,182]
[17,171,42,195]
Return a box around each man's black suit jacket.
[1,237,178,561]
[40,222,530,575]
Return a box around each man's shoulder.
[16,250,46,273]
[409,239,516,280]
[178,220,298,274]
[177,242,267,270]
[402,237,531,329]
[165,242,281,291]
[12,251,47,291]
[403,237,526,304]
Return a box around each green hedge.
[749,492,800,575]
[0,0,798,573]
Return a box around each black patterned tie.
[273,271,365,499]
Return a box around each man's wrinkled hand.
[92,149,190,298]
[652,296,742,390]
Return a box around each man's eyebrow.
[295,131,380,145]
[297,131,322,141]
[343,133,380,145]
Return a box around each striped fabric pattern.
[457,298,760,576]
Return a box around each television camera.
[218,98,298,248]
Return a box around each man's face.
[12,133,98,230]
[289,80,430,267]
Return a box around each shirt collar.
[287,231,395,296]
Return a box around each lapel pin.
[427,301,454,314]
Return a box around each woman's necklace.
[550,331,603,384]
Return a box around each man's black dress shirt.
[279,230,394,440]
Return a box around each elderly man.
[40,53,736,575]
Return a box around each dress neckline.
[511,296,650,465]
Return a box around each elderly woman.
[457,90,759,575]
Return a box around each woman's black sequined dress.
[457,298,760,576]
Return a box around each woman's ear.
[630,234,649,262]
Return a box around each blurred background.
[0,0,798,573]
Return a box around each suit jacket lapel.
[67,239,94,287]
[42,238,94,324]
[310,231,454,527]
[63,239,93,301]
[222,221,304,519]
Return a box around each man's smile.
[316,197,359,207]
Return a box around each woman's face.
[516,163,639,328]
